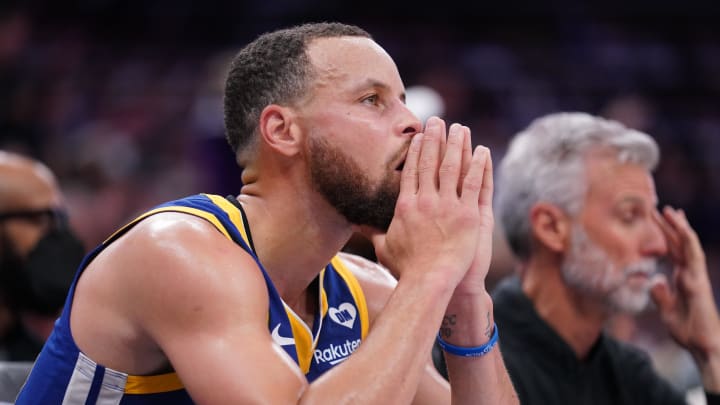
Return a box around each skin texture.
[69,36,518,404]
[521,149,720,391]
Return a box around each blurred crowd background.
[1,0,718,393]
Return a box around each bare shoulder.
[89,211,267,299]
[337,252,397,321]
[72,211,268,373]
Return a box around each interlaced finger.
[477,146,493,209]
[439,123,464,197]
[418,118,444,193]
[460,146,489,206]
[458,126,472,196]
[400,133,424,196]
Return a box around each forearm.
[300,271,456,405]
[441,292,518,405]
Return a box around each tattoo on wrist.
[441,314,457,338]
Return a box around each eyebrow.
[350,79,406,103]
[615,195,659,208]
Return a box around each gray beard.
[561,225,656,314]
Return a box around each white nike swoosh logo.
[271,324,295,346]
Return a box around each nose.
[641,218,668,258]
[395,102,422,138]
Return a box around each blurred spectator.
[0,150,84,361]
[439,112,720,404]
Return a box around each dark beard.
[308,137,398,231]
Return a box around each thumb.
[650,273,676,316]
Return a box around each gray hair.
[496,112,660,261]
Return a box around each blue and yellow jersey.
[16,194,369,404]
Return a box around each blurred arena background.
[1,0,718,393]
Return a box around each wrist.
[437,322,499,357]
[397,266,458,296]
[451,278,489,299]
[441,291,495,346]
[447,288,492,308]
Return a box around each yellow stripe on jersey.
[331,256,369,339]
[103,206,231,244]
[320,275,329,319]
[124,372,184,394]
[285,304,314,373]
[204,194,251,246]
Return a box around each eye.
[620,212,638,224]
[618,206,645,225]
[361,94,379,106]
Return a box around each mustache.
[622,258,658,277]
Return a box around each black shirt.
[0,322,44,362]
[432,276,720,404]
[491,276,687,405]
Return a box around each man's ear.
[529,202,571,254]
[258,104,302,157]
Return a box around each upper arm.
[338,252,451,404]
[104,213,308,404]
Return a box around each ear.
[258,104,302,157]
[529,202,571,254]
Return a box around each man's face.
[561,153,667,314]
[297,36,421,230]
[0,156,63,256]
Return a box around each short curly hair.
[224,22,371,164]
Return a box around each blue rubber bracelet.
[436,323,499,357]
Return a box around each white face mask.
[561,224,658,314]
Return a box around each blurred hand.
[651,207,720,362]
